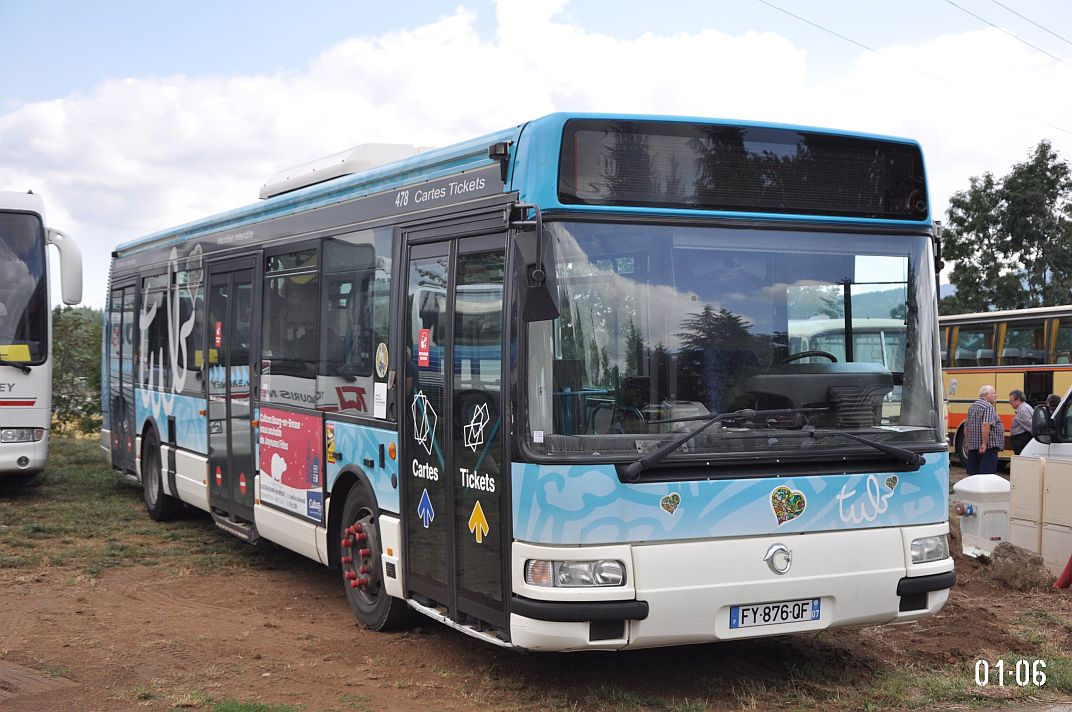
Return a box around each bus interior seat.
[975,349,995,366]
[954,348,975,366]
[828,384,892,428]
[744,363,893,424]
[1023,349,1046,364]
[999,347,1021,365]
[1058,351,1071,365]
[939,350,948,366]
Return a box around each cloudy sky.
[2,0,1071,307]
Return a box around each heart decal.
[771,486,807,526]
[660,493,681,516]
[886,475,899,491]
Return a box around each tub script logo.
[837,474,896,524]
[138,245,203,419]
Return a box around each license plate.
[729,598,821,629]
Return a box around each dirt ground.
[2,465,1072,711]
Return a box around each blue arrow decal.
[417,488,435,528]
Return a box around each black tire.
[339,481,414,630]
[142,433,181,521]
[954,426,968,466]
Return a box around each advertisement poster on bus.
[257,406,324,523]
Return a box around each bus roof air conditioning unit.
[260,143,432,199]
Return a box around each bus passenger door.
[108,283,137,473]
[206,260,258,525]
[402,233,508,631]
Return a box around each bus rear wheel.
[340,482,413,631]
[142,433,181,521]
[955,426,968,466]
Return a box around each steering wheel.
[780,350,838,364]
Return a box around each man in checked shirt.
[965,385,1004,475]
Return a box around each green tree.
[942,141,1072,314]
[52,306,103,433]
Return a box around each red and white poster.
[417,328,431,368]
[257,406,324,523]
[214,321,223,347]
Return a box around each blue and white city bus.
[102,114,953,651]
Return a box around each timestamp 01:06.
[975,659,1047,687]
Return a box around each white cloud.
[1,1,1069,306]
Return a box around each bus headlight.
[0,428,45,443]
[524,559,627,587]
[910,535,949,563]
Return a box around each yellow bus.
[940,305,1072,463]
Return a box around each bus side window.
[141,273,171,390]
[263,248,319,403]
[319,229,393,415]
[954,327,993,367]
[1056,320,1072,364]
[174,266,205,390]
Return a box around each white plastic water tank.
[953,474,1011,557]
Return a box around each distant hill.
[788,284,956,320]
[852,288,905,318]
[852,283,957,318]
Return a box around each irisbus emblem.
[764,544,793,575]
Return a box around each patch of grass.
[729,678,768,710]
[662,698,708,711]
[170,689,212,708]
[585,684,654,711]
[986,653,1072,695]
[211,702,298,712]
[338,693,372,710]
[0,434,313,577]
[40,664,70,678]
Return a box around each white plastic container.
[953,474,1011,558]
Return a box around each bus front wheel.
[142,433,181,521]
[340,481,414,631]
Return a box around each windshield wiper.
[0,359,31,374]
[809,429,924,467]
[621,407,827,481]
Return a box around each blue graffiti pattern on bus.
[135,390,208,454]
[324,421,399,514]
[511,452,948,545]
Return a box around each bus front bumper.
[509,524,954,651]
[0,432,49,476]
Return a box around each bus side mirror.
[520,234,560,323]
[1033,405,1053,444]
[933,221,944,273]
[510,204,560,323]
[46,228,82,305]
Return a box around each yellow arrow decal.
[468,500,490,544]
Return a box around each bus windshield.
[0,212,47,364]
[525,222,941,463]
